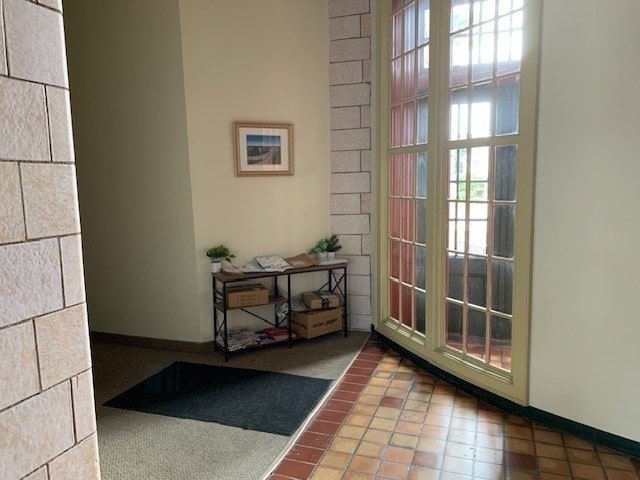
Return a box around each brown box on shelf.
[226,284,268,308]
[292,307,343,339]
[302,291,343,310]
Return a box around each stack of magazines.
[216,328,260,351]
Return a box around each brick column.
[329,0,372,330]
[0,0,100,478]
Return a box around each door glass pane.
[392,13,403,58]
[404,4,416,53]
[391,105,402,147]
[402,199,415,242]
[450,32,470,87]
[390,240,401,279]
[418,0,430,45]
[401,242,415,284]
[390,280,400,320]
[448,202,466,252]
[490,315,511,370]
[496,75,520,135]
[403,101,416,146]
[417,96,429,144]
[418,46,430,93]
[416,246,426,290]
[402,154,416,196]
[471,25,494,82]
[401,284,413,327]
[391,58,402,104]
[491,259,513,314]
[468,203,488,255]
[497,13,522,76]
[467,309,486,360]
[416,199,427,245]
[446,302,463,349]
[403,52,416,100]
[450,88,469,140]
[390,198,401,238]
[415,290,426,333]
[451,0,471,32]
[447,253,464,301]
[493,204,514,258]
[468,255,487,307]
[494,145,517,201]
[416,152,427,198]
[471,82,491,138]
[449,149,467,200]
[390,154,403,196]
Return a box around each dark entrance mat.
[104,361,332,436]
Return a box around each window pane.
[494,145,517,201]
[471,25,494,82]
[416,246,426,290]
[497,13,522,76]
[416,199,427,245]
[417,96,429,144]
[451,0,471,32]
[449,149,467,200]
[493,204,514,258]
[418,0,430,45]
[491,259,513,314]
[446,302,463,349]
[467,309,486,360]
[418,46,430,93]
[390,240,401,279]
[496,75,520,135]
[490,315,511,371]
[447,253,464,301]
[416,152,427,198]
[468,255,487,307]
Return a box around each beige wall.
[178,0,331,336]
[0,0,100,477]
[530,0,640,442]
[64,0,202,342]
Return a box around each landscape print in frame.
[234,121,294,176]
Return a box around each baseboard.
[90,331,216,353]
[371,326,640,460]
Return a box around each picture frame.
[233,121,294,176]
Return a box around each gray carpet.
[92,331,370,480]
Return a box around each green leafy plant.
[309,235,341,254]
[206,244,235,262]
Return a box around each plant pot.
[317,252,328,261]
[327,252,336,259]
[211,261,222,273]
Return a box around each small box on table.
[301,291,343,310]
[226,284,268,308]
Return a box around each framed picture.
[233,121,294,176]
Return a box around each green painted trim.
[372,326,640,460]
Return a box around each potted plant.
[206,244,235,273]
[325,234,341,259]
[308,238,330,261]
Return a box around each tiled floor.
[269,339,640,480]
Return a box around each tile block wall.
[0,0,100,479]
[329,0,372,330]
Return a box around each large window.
[379,0,539,403]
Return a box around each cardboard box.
[292,307,343,339]
[226,284,269,308]
[302,291,343,310]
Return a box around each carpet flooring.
[104,361,333,436]
[92,331,370,480]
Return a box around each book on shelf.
[216,328,260,351]
[263,327,297,342]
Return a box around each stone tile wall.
[0,0,99,478]
[329,0,373,330]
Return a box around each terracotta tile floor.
[269,338,640,480]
